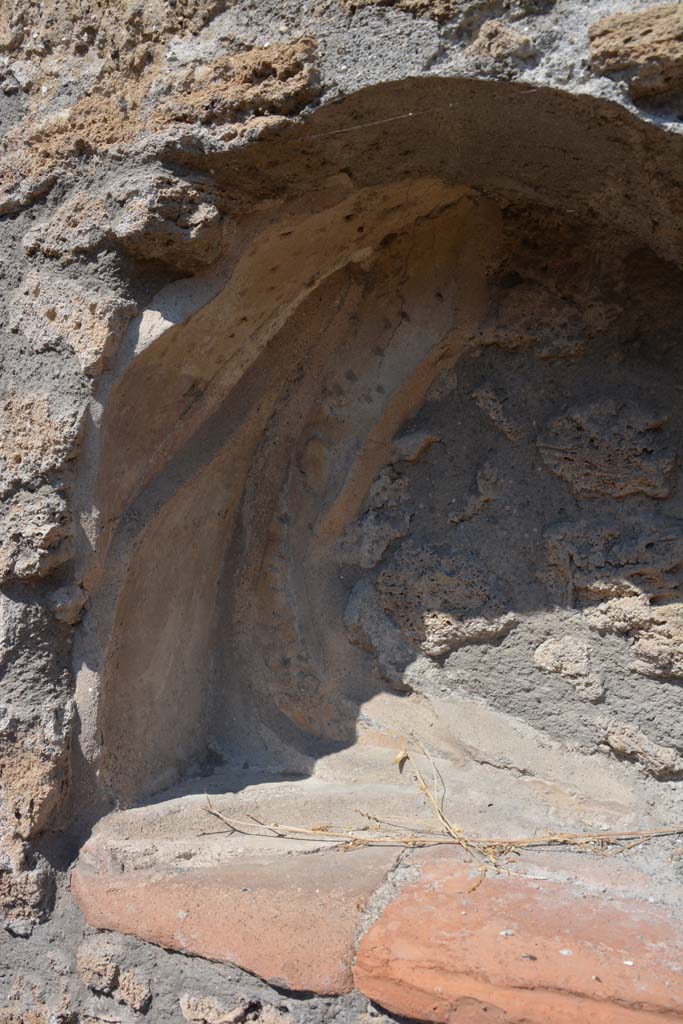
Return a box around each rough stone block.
[590,5,683,100]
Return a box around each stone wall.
[2,2,683,1022]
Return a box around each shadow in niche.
[100,237,683,822]
[70,74,683,830]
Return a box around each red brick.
[72,845,394,995]
[354,855,683,1023]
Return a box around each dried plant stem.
[403,739,463,841]
[202,741,683,871]
[204,797,683,850]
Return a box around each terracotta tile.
[72,845,395,995]
[354,856,683,1023]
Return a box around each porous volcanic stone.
[590,5,683,100]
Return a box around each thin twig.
[202,744,683,875]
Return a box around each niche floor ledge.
[71,696,683,1010]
